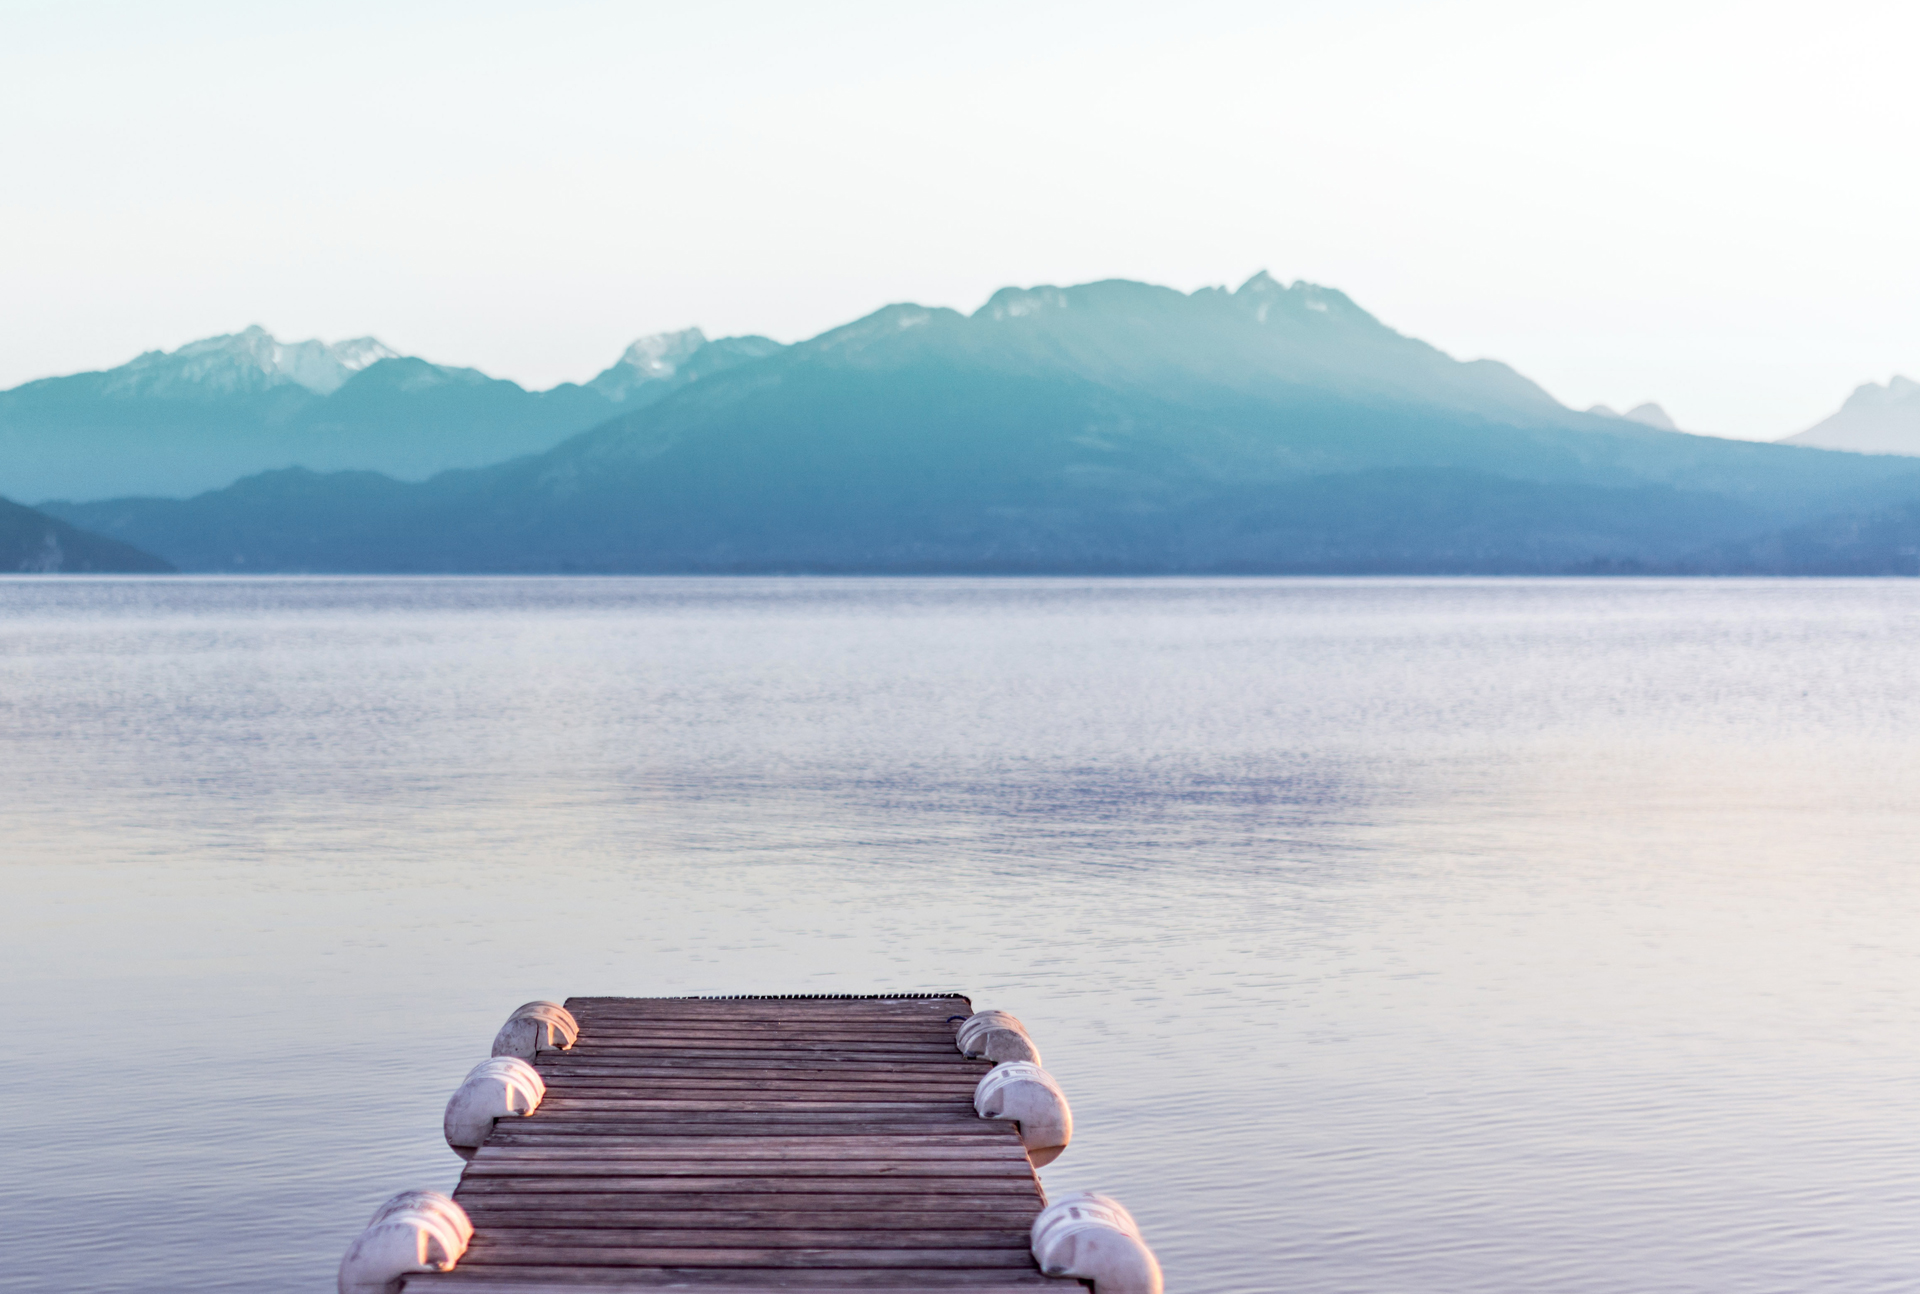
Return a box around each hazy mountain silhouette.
[0,497,172,572]
[1588,402,1680,431]
[41,275,1920,574]
[1781,376,1920,456]
[0,325,784,500]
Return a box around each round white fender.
[490,1000,579,1060]
[956,1010,1043,1065]
[973,1060,1072,1166]
[443,1055,546,1156]
[1030,1191,1162,1294]
[337,1190,473,1294]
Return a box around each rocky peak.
[587,328,710,401]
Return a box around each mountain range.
[0,324,782,500]
[29,273,1920,575]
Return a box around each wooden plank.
[537,1090,978,1101]
[567,1030,967,1038]
[560,1042,966,1054]
[496,1121,1011,1138]
[556,1044,966,1058]
[549,1059,983,1075]
[567,1017,969,1031]
[537,1066,984,1077]
[459,1248,1037,1270]
[567,993,968,1002]
[461,1162,1030,1179]
[474,1137,1025,1154]
[482,1133,1022,1152]
[542,1046,974,1063]
[569,997,969,1010]
[412,1267,1059,1282]
[541,1052,990,1059]
[453,1191,1041,1212]
[414,1283,1053,1294]
[426,1267,1052,1282]
[501,1116,1001,1128]
[504,1115,1002,1128]
[482,1139,1015,1155]
[458,1205,1044,1221]
[572,1024,962,1036]
[574,1014,962,1023]
[453,1174,1040,1196]
[535,1098,987,1108]
[483,1128,1009,1142]
[565,1020,968,1029]
[545,1044,983,1059]
[533,1075,988,1088]
[565,1021,969,1029]
[572,1005,962,1013]
[566,1024,961,1037]
[466,1229,1029,1248]
[473,1153,1028,1168]
[500,1123,996,1132]
[533,1090,982,1104]
[537,1093,975,1106]
[503,1105,998,1113]
[471,1150,1030,1166]
[537,1065,988,1080]
[538,1087,980,1099]
[509,1106,997,1118]
[535,1075,987,1089]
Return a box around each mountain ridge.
[42,273,1920,575]
[0,324,786,500]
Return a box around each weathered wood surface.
[407,994,1061,1294]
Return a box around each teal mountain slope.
[0,497,172,572]
[43,275,1920,573]
[0,325,784,501]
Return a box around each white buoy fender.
[338,1191,473,1294]
[956,1009,1042,1065]
[443,1055,545,1155]
[490,1000,579,1060]
[973,1060,1072,1166]
[1031,1192,1163,1294]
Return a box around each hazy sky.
[4,0,1916,439]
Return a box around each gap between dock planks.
[406,994,1066,1294]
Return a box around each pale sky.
[3,0,1916,440]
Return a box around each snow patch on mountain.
[980,286,1072,320]
[99,325,399,398]
[586,329,709,401]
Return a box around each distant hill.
[1588,402,1680,431]
[1781,376,1920,456]
[43,274,1920,575]
[1,325,783,501]
[0,497,171,572]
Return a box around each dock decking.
[408,994,1062,1293]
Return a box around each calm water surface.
[2,577,1917,1293]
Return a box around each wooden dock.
[407,994,1063,1293]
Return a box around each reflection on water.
[2,576,1918,1293]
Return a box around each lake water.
[2,576,1917,1294]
